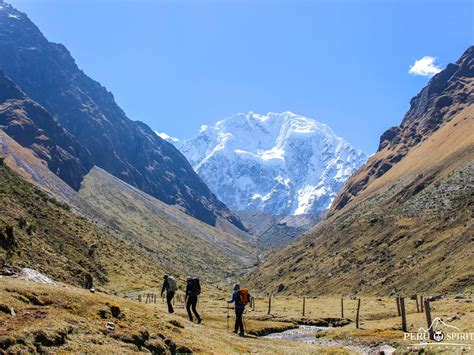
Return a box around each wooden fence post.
[267,294,272,315]
[400,297,407,332]
[415,295,420,313]
[341,297,344,318]
[424,299,434,340]
[420,295,424,312]
[356,299,361,329]
[138,294,142,303]
[396,297,401,316]
[302,296,306,317]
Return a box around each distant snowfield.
[161,112,367,216]
[155,131,179,142]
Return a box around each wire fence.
[135,291,435,337]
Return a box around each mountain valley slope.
[79,167,259,282]
[0,129,258,283]
[246,47,474,296]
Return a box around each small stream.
[263,325,330,343]
[263,325,395,354]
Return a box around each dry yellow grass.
[2,278,472,353]
[0,278,352,354]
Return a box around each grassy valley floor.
[1,277,472,353]
[0,278,348,354]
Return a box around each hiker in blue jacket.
[228,283,247,336]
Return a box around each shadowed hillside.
[0,72,92,190]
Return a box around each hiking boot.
[197,318,202,324]
[239,332,244,337]
[233,330,238,334]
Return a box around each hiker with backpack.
[185,276,202,323]
[161,274,177,313]
[228,283,250,336]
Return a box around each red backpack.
[238,288,250,305]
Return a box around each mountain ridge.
[175,111,366,216]
[0,1,246,231]
[331,45,474,214]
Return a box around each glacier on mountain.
[173,112,367,216]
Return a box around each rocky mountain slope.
[246,47,474,295]
[331,46,474,213]
[0,2,245,231]
[0,72,92,190]
[79,167,258,281]
[237,211,326,248]
[0,158,167,292]
[176,112,366,216]
[0,130,91,211]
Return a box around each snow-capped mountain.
[173,112,367,216]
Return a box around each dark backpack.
[187,278,201,296]
[238,288,250,305]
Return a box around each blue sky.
[9,0,473,153]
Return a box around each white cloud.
[408,56,442,77]
[155,131,179,143]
